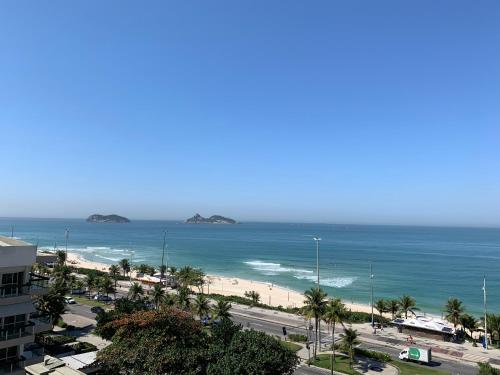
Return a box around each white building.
[0,236,51,375]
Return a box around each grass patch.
[280,340,302,352]
[309,354,361,375]
[392,361,450,375]
[288,333,308,342]
[72,296,110,309]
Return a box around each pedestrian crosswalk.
[462,353,489,363]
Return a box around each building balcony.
[29,313,52,334]
[0,323,34,349]
[0,286,31,305]
[28,274,50,296]
[22,344,44,366]
[0,357,25,375]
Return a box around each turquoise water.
[2,218,499,316]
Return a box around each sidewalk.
[230,303,499,366]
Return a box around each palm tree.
[176,287,191,310]
[56,250,66,266]
[119,258,131,277]
[340,328,360,368]
[160,293,177,310]
[303,287,327,359]
[460,314,477,339]
[85,274,96,298]
[244,290,261,306]
[98,276,114,298]
[193,294,211,319]
[387,299,400,320]
[128,282,144,301]
[399,295,416,319]
[213,299,232,320]
[150,284,166,310]
[322,298,346,374]
[109,265,120,291]
[35,291,66,327]
[485,314,500,347]
[444,298,465,329]
[375,299,387,323]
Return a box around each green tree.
[444,298,465,329]
[207,329,299,375]
[35,290,66,326]
[193,294,211,319]
[399,295,416,319]
[150,284,166,310]
[85,273,96,298]
[213,299,232,320]
[56,250,66,266]
[322,298,346,374]
[244,290,261,306]
[387,299,400,319]
[128,282,144,301]
[340,328,360,368]
[98,276,114,297]
[177,287,191,310]
[97,310,210,374]
[375,299,387,323]
[108,265,120,291]
[303,287,327,359]
[459,313,477,339]
[119,258,130,277]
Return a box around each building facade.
[0,236,50,375]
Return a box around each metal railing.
[28,273,50,291]
[0,357,25,375]
[0,285,30,299]
[0,323,34,342]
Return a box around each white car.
[64,296,76,304]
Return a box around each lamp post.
[483,276,488,350]
[313,237,321,287]
[370,263,374,330]
[161,231,167,280]
[65,229,69,265]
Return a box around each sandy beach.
[66,252,372,313]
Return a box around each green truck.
[399,346,432,364]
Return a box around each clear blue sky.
[0,1,499,226]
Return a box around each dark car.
[90,306,105,314]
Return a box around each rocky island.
[185,214,237,224]
[86,214,130,223]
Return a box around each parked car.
[64,296,76,304]
[90,306,105,314]
[93,294,113,302]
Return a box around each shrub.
[354,348,392,363]
[56,319,68,328]
[288,333,308,342]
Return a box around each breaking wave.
[294,275,357,288]
[244,260,313,276]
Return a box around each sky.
[0,1,499,226]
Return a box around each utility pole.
[11,225,14,238]
[313,237,321,287]
[483,276,488,350]
[161,231,167,281]
[65,229,69,265]
[370,263,374,330]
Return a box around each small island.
[86,214,130,223]
[185,214,237,224]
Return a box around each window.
[0,346,18,363]
[0,272,24,296]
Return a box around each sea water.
[2,217,499,316]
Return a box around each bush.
[479,363,500,375]
[355,348,392,362]
[288,333,308,342]
[344,311,390,324]
[205,293,300,314]
[74,341,97,354]
[56,319,68,328]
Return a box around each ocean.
[2,217,499,316]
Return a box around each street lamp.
[370,263,374,330]
[313,237,321,287]
[65,229,69,265]
[161,231,167,280]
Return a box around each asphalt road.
[65,296,477,375]
[230,312,478,375]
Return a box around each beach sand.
[66,252,372,313]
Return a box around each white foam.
[93,254,122,262]
[244,260,313,275]
[295,275,357,288]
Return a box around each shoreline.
[66,252,373,313]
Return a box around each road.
[230,311,478,375]
[65,296,477,375]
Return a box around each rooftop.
[0,235,32,247]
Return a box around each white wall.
[0,246,36,268]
